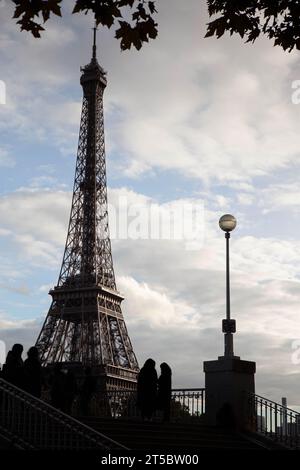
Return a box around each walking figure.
[24,346,43,398]
[137,358,157,421]
[157,362,172,422]
[2,344,24,389]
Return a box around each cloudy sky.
[1,1,300,407]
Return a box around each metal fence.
[90,388,206,421]
[247,392,300,449]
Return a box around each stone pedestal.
[203,356,256,430]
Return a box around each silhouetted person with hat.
[2,344,24,389]
[24,346,42,398]
[137,358,158,421]
[157,362,172,422]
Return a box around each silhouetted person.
[137,358,158,421]
[65,370,78,415]
[216,402,236,430]
[79,367,97,415]
[2,344,24,389]
[50,363,67,412]
[157,362,172,422]
[24,346,43,398]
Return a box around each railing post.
[274,402,277,440]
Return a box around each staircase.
[0,377,296,451]
[0,432,16,449]
[247,392,300,449]
[0,378,126,450]
[80,417,270,450]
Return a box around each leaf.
[137,3,147,20]
[13,4,26,19]
[42,9,50,22]
[148,1,156,14]
[13,0,157,50]
[206,0,300,53]
[118,0,135,7]
[72,0,93,14]
[205,24,216,39]
[246,28,260,43]
[205,17,228,39]
[17,18,45,38]
[49,1,62,17]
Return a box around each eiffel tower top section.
[56,27,116,292]
[80,26,107,88]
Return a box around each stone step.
[81,417,234,434]
[109,436,261,450]
[79,417,266,450]
[84,427,252,445]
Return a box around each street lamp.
[219,214,237,357]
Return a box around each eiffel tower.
[36,28,139,391]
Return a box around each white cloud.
[0,189,69,243]
[0,282,29,295]
[1,0,300,406]
[0,315,37,331]
[0,314,41,363]
[0,185,299,401]
[119,276,197,329]
[259,182,300,213]
[0,188,70,266]
[103,2,300,183]
[1,1,300,181]
[237,193,255,206]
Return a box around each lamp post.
[204,214,256,430]
[219,214,237,357]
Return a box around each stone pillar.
[204,356,256,430]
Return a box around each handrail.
[246,392,300,449]
[172,388,205,392]
[251,393,299,415]
[93,388,206,420]
[0,378,128,450]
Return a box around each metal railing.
[171,388,205,420]
[0,378,128,450]
[90,388,206,421]
[246,392,300,449]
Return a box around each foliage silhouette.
[206,0,300,52]
[12,1,300,53]
[11,0,158,50]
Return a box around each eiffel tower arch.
[36,29,139,391]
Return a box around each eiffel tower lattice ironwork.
[36,28,139,390]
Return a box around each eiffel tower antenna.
[35,27,139,391]
[92,21,97,60]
